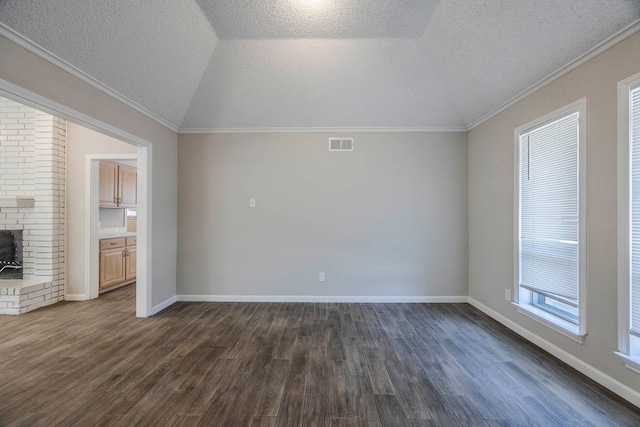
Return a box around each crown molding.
[0,78,151,149]
[178,126,467,134]
[177,20,640,135]
[0,23,180,133]
[2,17,637,135]
[467,19,640,131]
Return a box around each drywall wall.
[65,122,136,296]
[0,35,178,310]
[468,31,640,393]
[178,132,468,299]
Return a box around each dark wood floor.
[1,285,639,426]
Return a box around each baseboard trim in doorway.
[64,294,87,301]
[468,297,640,408]
[150,295,177,315]
[176,294,469,303]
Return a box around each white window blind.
[630,86,640,337]
[519,112,579,306]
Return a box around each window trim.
[513,98,588,341]
[617,71,640,368]
[514,302,583,343]
[532,292,578,324]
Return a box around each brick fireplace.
[0,97,66,314]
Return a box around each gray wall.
[0,35,179,308]
[468,32,640,392]
[178,132,468,299]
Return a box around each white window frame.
[513,98,588,344]
[616,71,640,374]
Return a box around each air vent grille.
[329,138,354,152]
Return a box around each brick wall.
[0,97,35,197]
[0,97,66,312]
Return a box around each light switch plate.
[249,198,256,208]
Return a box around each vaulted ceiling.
[1,1,639,131]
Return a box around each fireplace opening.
[0,230,23,279]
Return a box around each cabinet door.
[125,246,137,281]
[99,162,118,207]
[125,246,138,281]
[118,165,137,208]
[100,248,126,288]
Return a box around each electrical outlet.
[505,288,511,301]
[319,272,325,282]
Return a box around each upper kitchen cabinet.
[99,161,118,207]
[99,161,137,208]
[118,165,137,208]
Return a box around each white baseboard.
[64,294,87,301]
[468,297,640,408]
[176,294,469,303]
[150,295,177,315]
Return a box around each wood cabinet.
[99,161,137,208]
[125,237,137,281]
[99,247,126,289]
[99,236,137,293]
[99,162,118,208]
[118,165,137,208]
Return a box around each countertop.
[98,231,137,240]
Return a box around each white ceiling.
[1,0,639,131]
[196,0,440,39]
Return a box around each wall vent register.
[329,138,353,152]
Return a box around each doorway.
[87,154,138,300]
[0,84,153,317]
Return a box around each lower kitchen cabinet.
[125,244,136,281]
[99,236,137,293]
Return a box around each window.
[617,72,640,373]
[514,99,587,342]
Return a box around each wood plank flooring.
[1,285,639,426]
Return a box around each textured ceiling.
[421,0,640,125]
[195,0,439,39]
[0,0,218,127]
[1,0,639,131]
[181,38,464,129]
